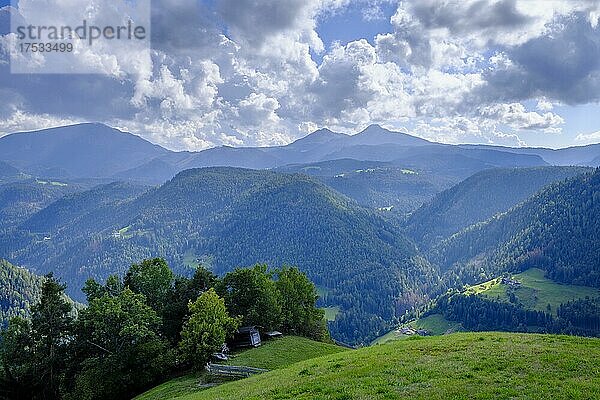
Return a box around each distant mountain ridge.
[0,123,169,179]
[3,123,599,184]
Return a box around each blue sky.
[1,0,600,150]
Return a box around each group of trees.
[0,258,328,400]
[431,293,554,333]
[0,259,43,327]
[429,169,600,291]
[430,292,600,337]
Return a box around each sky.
[1,0,600,150]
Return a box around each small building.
[501,277,521,287]
[229,326,261,348]
[264,331,283,339]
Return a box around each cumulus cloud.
[480,11,600,105]
[478,103,564,132]
[575,130,600,144]
[0,109,81,137]
[410,0,533,37]
[1,0,599,149]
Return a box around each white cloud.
[0,0,598,149]
[0,110,81,137]
[575,130,600,144]
[478,103,564,132]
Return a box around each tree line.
[0,258,328,400]
[430,292,600,337]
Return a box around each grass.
[371,314,462,345]
[225,336,346,370]
[316,286,330,300]
[133,374,208,400]
[183,250,200,270]
[408,314,462,335]
[468,268,600,314]
[178,332,600,400]
[35,179,68,186]
[322,306,340,321]
[135,336,345,400]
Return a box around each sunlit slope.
[181,332,600,400]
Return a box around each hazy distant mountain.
[407,166,591,249]
[286,128,348,149]
[1,122,599,185]
[0,160,25,183]
[163,146,285,170]
[0,179,83,229]
[344,124,431,147]
[0,123,169,178]
[0,160,19,176]
[460,144,600,167]
[113,158,180,184]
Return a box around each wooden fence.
[206,363,269,378]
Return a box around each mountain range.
[0,122,599,344]
[5,122,597,185]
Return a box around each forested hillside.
[431,169,600,288]
[0,259,43,326]
[0,179,82,230]
[0,168,438,344]
[277,159,453,213]
[0,161,24,184]
[407,167,590,248]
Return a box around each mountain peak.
[292,128,346,144]
[0,123,168,179]
[288,128,347,147]
[351,124,431,146]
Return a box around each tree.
[179,288,238,369]
[162,266,218,344]
[219,265,282,331]
[67,288,173,400]
[124,258,174,313]
[0,317,37,399]
[82,274,124,302]
[276,267,328,340]
[0,274,73,400]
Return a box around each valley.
[3,2,600,398]
[0,123,599,346]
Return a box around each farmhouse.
[229,326,262,348]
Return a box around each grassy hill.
[372,314,462,345]
[467,268,600,314]
[170,332,600,400]
[135,336,346,400]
